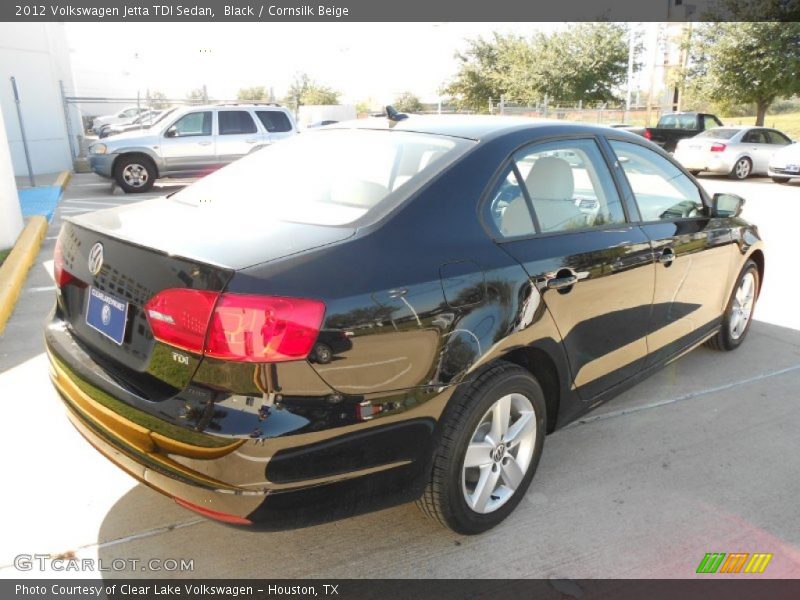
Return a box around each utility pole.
[625,24,636,121]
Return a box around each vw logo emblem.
[88,243,104,275]
[101,304,111,326]
[492,443,506,463]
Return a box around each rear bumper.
[674,150,733,174]
[45,319,441,528]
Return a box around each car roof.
[323,114,627,142]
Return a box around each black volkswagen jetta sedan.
[46,116,764,534]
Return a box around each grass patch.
[0,248,10,267]
[721,112,800,139]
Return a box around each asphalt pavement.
[0,172,798,579]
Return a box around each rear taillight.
[53,237,74,288]
[144,289,220,354]
[644,130,652,140]
[144,289,325,362]
[206,294,325,362]
[710,143,726,152]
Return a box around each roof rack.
[214,102,283,107]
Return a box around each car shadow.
[93,319,800,579]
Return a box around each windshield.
[170,129,471,226]
[695,128,739,140]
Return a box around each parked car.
[768,140,800,183]
[88,104,298,192]
[98,110,163,138]
[674,126,793,179]
[49,117,764,534]
[100,108,179,138]
[91,106,150,135]
[625,112,723,153]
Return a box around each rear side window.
[702,115,722,129]
[219,111,257,135]
[170,112,212,137]
[487,139,625,237]
[256,110,293,133]
[610,140,703,221]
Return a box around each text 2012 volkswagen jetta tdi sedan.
[46,116,764,534]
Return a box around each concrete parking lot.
[0,172,799,579]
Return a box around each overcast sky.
[65,22,659,106]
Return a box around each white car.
[674,126,793,180]
[91,106,149,135]
[768,141,800,183]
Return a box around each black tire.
[705,259,759,351]
[313,343,333,364]
[417,362,546,535]
[729,157,752,180]
[771,176,791,184]
[114,155,156,193]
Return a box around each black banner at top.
[2,0,800,22]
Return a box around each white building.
[0,22,81,177]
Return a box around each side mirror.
[711,192,745,218]
[165,126,178,138]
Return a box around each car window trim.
[477,133,632,242]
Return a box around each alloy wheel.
[730,271,756,340]
[734,158,751,179]
[461,392,537,514]
[122,163,149,188]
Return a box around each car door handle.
[658,248,675,266]
[245,139,258,144]
[198,141,212,146]
[546,274,578,290]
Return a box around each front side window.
[610,140,703,221]
[218,110,257,135]
[169,112,212,137]
[766,130,791,145]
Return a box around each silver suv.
[88,104,298,193]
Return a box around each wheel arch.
[112,150,161,178]
[747,248,765,296]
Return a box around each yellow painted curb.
[54,170,72,191]
[0,216,49,336]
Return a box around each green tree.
[284,73,340,109]
[186,87,208,104]
[237,86,269,101]
[443,24,632,111]
[393,92,423,113]
[688,22,800,125]
[146,90,170,109]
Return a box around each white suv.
[88,104,298,193]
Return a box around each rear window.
[170,129,471,226]
[256,110,293,133]
[696,128,739,140]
